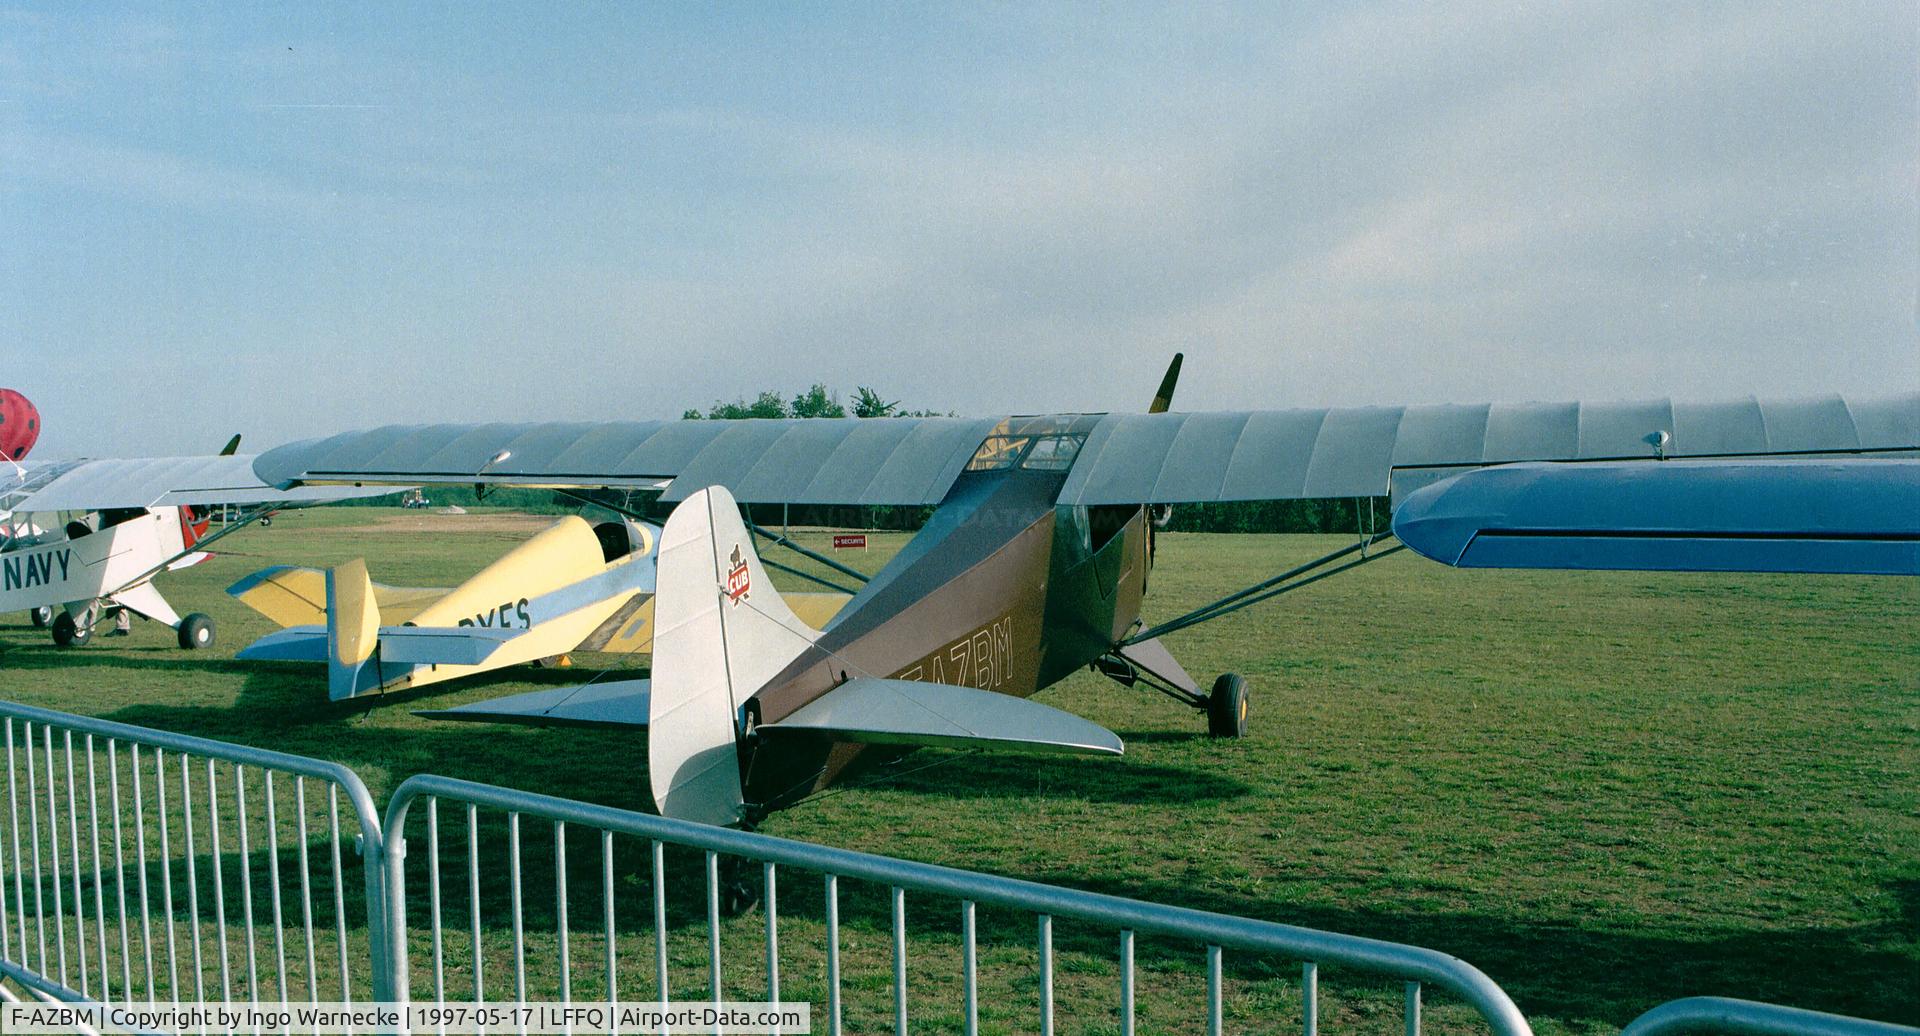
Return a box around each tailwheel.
[719,854,762,916]
[176,613,216,650]
[51,612,91,648]
[29,605,53,629]
[1207,673,1248,738]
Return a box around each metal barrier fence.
[0,700,1913,1036]
[1620,999,1919,1036]
[381,774,1530,1036]
[0,701,389,1010]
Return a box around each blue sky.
[1,2,1913,457]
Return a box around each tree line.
[682,384,947,420]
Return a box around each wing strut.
[1122,531,1403,645]
[552,486,871,593]
[753,549,861,596]
[744,519,872,585]
[103,502,279,600]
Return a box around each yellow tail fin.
[326,559,382,701]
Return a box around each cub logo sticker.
[725,545,751,606]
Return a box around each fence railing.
[0,701,389,1010]
[1620,999,1920,1036]
[0,701,1913,1036]
[382,774,1530,1036]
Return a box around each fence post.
[381,824,411,1010]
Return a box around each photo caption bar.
[3,1001,812,1034]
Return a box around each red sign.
[832,533,867,550]
[724,545,751,606]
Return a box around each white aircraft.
[1,454,399,649]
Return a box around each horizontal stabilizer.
[235,624,520,667]
[1394,459,1920,576]
[763,678,1124,756]
[237,626,328,662]
[419,679,652,730]
[377,625,522,666]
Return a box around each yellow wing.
[228,565,446,627]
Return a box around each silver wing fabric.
[254,393,1918,508]
[1056,394,1919,504]
[8,455,404,512]
[253,418,1001,506]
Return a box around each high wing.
[11,454,402,512]
[253,418,999,503]
[254,394,1917,506]
[0,460,85,516]
[1393,458,1920,576]
[1059,395,1917,503]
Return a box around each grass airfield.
[0,506,1912,1034]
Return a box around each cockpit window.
[966,435,1028,471]
[965,433,1086,472]
[593,521,634,563]
[965,414,1102,472]
[1021,434,1083,471]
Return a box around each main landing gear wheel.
[176,613,216,650]
[29,605,53,629]
[1207,673,1248,739]
[51,612,90,648]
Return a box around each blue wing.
[1392,459,1919,576]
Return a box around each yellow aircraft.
[231,514,847,700]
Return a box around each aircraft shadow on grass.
[0,639,266,677]
[0,646,1236,817]
[0,636,1251,810]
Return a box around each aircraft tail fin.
[326,559,382,701]
[648,485,822,825]
[1149,352,1183,413]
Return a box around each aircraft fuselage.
[742,467,1153,812]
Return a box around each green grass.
[0,507,1913,1034]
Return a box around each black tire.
[29,605,53,629]
[1207,673,1248,739]
[177,613,215,650]
[51,611,90,648]
[719,855,762,916]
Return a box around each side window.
[1055,505,1092,562]
[1088,505,1133,553]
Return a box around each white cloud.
[5,1,1914,455]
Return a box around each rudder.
[327,559,382,701]
[648,486,821,825]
